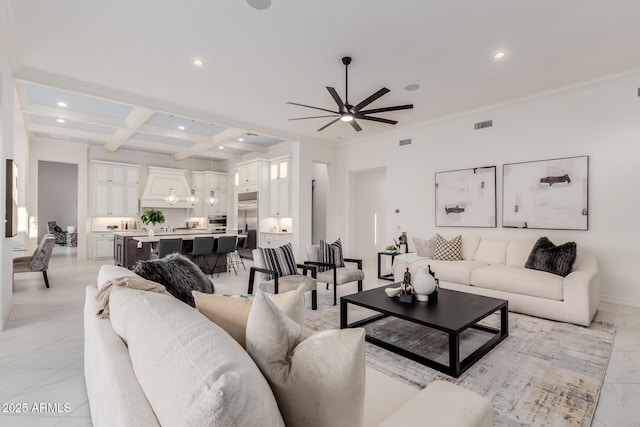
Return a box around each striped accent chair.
[305,239,364,306]
[248,243,318,310]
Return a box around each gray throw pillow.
[133,253,214,306]
[525,237,577,277]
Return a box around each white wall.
[350,168,386,258]
[337,70,640,307]
[0,5,16,330]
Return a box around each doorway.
[311,162,329,244]
[38,161,78,246]
[349,167,386,259]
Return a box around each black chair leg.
[333,284,337,306]
[312,290,317,310]
[42,270,50,288]
[358,280,363,292]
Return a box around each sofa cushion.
[110,287,285,427]
[246,291,366,427]
[525,237,577,277]
[473,239,508,265]
[133,253,214,307]
[413,236,435,258]
[461,235,481,260]
[433,234,462,261]
[319,238,345,271]
[317,267,364,285]
[97,265,140,290]
[471,265,564,301]
[506,240,535,267]
[426,259,488,285]
[193,285,305,348]
[260,243,297,279]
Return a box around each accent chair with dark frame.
[248,248,318,310]
[305,244,364,306]
[13,234,56,288]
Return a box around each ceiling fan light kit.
[288,56,413,132]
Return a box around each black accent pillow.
[133,253,214,307]
[525,237,577,277]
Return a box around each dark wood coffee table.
[340,286,508,377]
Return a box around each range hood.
[140,166,193,209]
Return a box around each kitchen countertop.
[113,229,212,237]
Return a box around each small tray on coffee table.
[340,286,508,377]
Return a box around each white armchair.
[305,245,364,306]
[248,248,318,310]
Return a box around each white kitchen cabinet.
[260,233,292,248]
[207,191,228,216]
[94,233,114,258]
[269,158,291,217]
[92,161,139,217]
[238,162,259,185]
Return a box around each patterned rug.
[305,302,615,426]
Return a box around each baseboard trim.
[600,294,640,309]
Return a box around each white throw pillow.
[473,239,509,265]
[412,236,435,258]
[110,287,285,427]
[461,236,481,260]
[246,291,366,427]
[193,285,305,348]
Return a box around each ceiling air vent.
[474,120,493,130]
[399,138,412,146]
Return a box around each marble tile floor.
[1,251,639,426]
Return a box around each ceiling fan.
[287,56,414,132]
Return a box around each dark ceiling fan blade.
[352,87,390,112]
[326,87,345,111]
[359,104,414,115]
[359,116,398,125]
[286,102,339,114]
[349,120,362,132]
[288,115,339,121]
[317,118,341,131]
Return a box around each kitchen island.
[113,230,242,270]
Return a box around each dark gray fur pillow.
[133,253,214,307]
[525,237,577,277]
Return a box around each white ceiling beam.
[104,107,153,152]
[126,138,239,161]
[223,140,268,153]
[137,123,213,145]
[29,123,110,142]
[173,128,246,160]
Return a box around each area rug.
[305,302,616,426]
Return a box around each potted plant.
[140,209,165,237]
[385,245,398,254]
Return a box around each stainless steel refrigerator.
[238,191,258,234]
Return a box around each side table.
[377,251,399,281]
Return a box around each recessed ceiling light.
[57,101,67,108]
[493,52,506,60]
[192,58,204,67]
[247,0,271,10]
[238,138,244,142]
[218,146,224,150]
[56,118,65,123]
[178,125,185,130]
[404,84,420,91]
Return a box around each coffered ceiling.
[5,1,640,161]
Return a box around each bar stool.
[157,238,183,258]
[188,237,215,275]
[213,236,238,275]
[229,236,247,272]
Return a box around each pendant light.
[164,114,180,205]
[207,190,218,206]
[187,189,199,206]
[185,121,200,207]
[164,188,178,205]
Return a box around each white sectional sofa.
[393,236,599,326]
[84,265,494,427]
